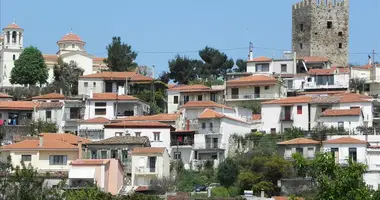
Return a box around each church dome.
[3,21,23,30]
[57,32,85,44]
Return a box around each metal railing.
[198,127,222,135]
[302,82,348,89]
[135,166,156,173]
[170,139,194,146]
[194,142,226,150]
[226,93,280,100]
[78,129,104,140]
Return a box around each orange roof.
[0,93,12,98]
[132,147,165,154]
[105,121,173,129]
[81,117,110,124]
[168,84,211,92]
[262,96,312,105]
[167,84,176,89]
[41,133,91,145]
[323,137,368,144]
[91,93,138,101]
[278,138,320,145]
[0,36,3,40]
[252,114,262,120]
[0,101,38,110]
[113,113,180,122]
[70,159,110,165]
[298,90,347,95]
[80,71,153,82]
[248,56,272,62]
[1,139,78,150]
[227,75,277,86]
[5,22,22,29]
[308,67,349,75]
[299,56,329,63]
[181,101,233,110]
[352,64,372,69]
[58,32,84,43]
[32,93,65,100]
[337,93,372,103]
[198,108,249,124]
[43,54,58,61]
[92,57,105,62]
[321,108,361,117]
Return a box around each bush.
[211,187,229,198]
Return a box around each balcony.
[78,129,104,141]
[170,139,194,147]
[280,113,293,122]
[226,93,280,101]
[194,142,226,150]
[198,127,222,135]
[303,82,348,90]
[65,113,83,121]
[134,166,157,175]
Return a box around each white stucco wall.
[322,143,367,164]
[62,54,93,76]
[78,78,104,95]
[351,68,370,80]
[319,116,363,132]
[84,100,147,120]
[226,84,282,100]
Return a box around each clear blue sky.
[1,0,379,77]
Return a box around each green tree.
[349,77,367,94]
[134,89,166,114]
[10,46,48,86]
[234,59,247,72]
[168,55,202,84]
[136,65,152,77]
[104,37,138,72]
[27,119,58,136]
[158,71,170,84]
[238,170,262,191]
[198,46,234,80]
[217,158,239,188]
[51,58,84,96]
[239,100,261,114]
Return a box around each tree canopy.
[104,37,138,72]
[198,46,234,80]
[217,158,239,188]
[168,55,201,84]
[50,58,84,96]
[10,46,49,86]
[234,59,247,72]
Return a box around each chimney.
[78,139,83,159]
[39,134,43,147]
[260,190,265,198]
[89,88,93,99]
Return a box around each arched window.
[12,54,16,61]
[12,31,17,43]
[6,31,10,44]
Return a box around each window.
[296,148,304,155]
[327,21,332,29]
[300,24,304,31]
[209,122,213,131]
[281,64,287,72]
[93,82,96,87]
[349,148,357,162]
[95,102,106,107]
[121,150,128,162]
[174,152,181,160]
[149,157,156,172]
[69,107,81,119]
[251,129,257,133]
[49,155,67,165]
[364,84,370,92]
[231,88,239,99]
[95,108,106,115]
[101,151,107,159]
[115,132,123,137]
[111,150,118,159]
[270,128,276,134]
[316,75,334,85]
[331,148,339,163]
[300,43,303,49]
[264,86,269,90]
[91,151,97,159]
[255,64,270,72]
[307,147,315,158]
[84,82,88,87]
[339,43,343,48]
[183,95,190,104]
[173,96,179,104]
[338,121,344,130]
[287,80,293,89]
[21,155,31,162]
[153,132,160,141]
[350,106,360,109]
[202,122,206,129]
[307,77,312,82]
[297,105,302,114]
[321,107,328,113]
[197,95,203,101]
[284,148,292,159]
[135,132,141,137]
[12,54,15,61]
[338,31,343,36]
[46,110,51,119]
[72,44,75,48]
[211,93,217,102]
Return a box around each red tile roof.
[1,139,78,150]
[6,22,22,29]
[198,108,250,124]
[323,137,368,144]
[0,101,38,110]
[298,90,347,95]
[181,101,233,110]
[104,121,173,129]
[168,84,211,92]
[81,117,110,124]
[262,96,312,105]
[91,93,138,101]
[321,108,361,117]
[278,138,320,145]
[43,54,58,62]
[352,64,372,69]
[113,113,180,122]
[299,56,329,63]
[132,147,166,154]
[308,67,349,75]
[58,32,83,43]
[40,133,91,145]
[92,57,105,62]
[80,72,153,82]
[248,56,272,62]
[70,159,111,165]
[32,93,65,100]
[227,75,278,86]
[252,114,262,120]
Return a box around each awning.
[69,168,95,179]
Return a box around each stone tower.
[292,0,349,67]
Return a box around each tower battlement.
[293,0,348,10]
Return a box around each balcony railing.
[302,82,348,90]
[280,113,293,121]
[194,142,226,150]
[135,166,157,174]
[198,127,222,135]
[78,129,104,141]
[226,94,280,101]
[170,139,194,146]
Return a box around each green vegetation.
[104,37,138,72]
[27,119,58,136]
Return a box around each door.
[149,157,156,172]
[254,87,260,98]
[212,138,218,149]
[284,106,291,121]
[231,88,239,99]
[105,82,113,92]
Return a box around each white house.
[103,121,174,154]
[167,85,224,114]
[131,147,170,189]
[78,117,110,141]
[111,113,183,130]
[322,136,367,165]
[277,138,321,160]
[246,56,295,75]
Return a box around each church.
[0,21,107,87]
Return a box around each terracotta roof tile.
[5,22,22,29]
[181,101,233,110]
[0,101,38,110]
[132,147,165,154]
[89,136,149,145]
[41,133,91,145]
[70,159,110,165]
[352,64,372,69]
[80,72,153,81]
[105,121,173,129]
[1,139,78,150]
[278,138,320,145]
[227,75,278,86]
[113,113,180,122]
[198,108,250,124]
[321,108,361,117]
[248,56,272,62]
[91,93,138,101]
[81,117,110,124]
[167,84,176,89]
[323,137,368,144]
[0,93,12,98]
[308,67,349,75]
[38,102,64,109]
[298,91,347,95]
[311,96,341,104]
[92,57,105,62]
[58,32,84,43]
[299,56,329,63]
[252,114,262,120]
[262,96,312,105]
[32,93,65,100]
[43,54,58,61]
[337,93,372,103]
[168,84,211,92]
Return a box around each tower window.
[327,21,332,29]
[300,43,303,49]
[338,32,343,36]
[300,24,304,31]
[339,43,343,48]
[12,54,16,61]
[12,31,17,43]
[72,44,75,48]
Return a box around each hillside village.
[1,0,380,199]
